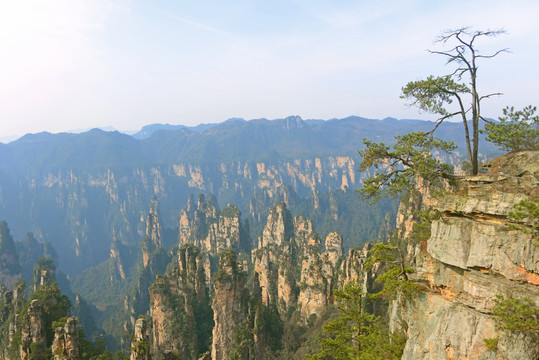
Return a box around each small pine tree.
[484,105,539,152]
[308,282,405,360]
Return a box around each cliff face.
[179,194,243,255]
[0,150,360,274]
[252,202,344,321]
[142,196,162,268]
[149,245,210,360]
[20,299,46,354]
[393,150,539,360]
[130,318,150,360]
[211,250,250,360]
[51,317,80,360]
[253,202,294,308]
[0,221,22,289]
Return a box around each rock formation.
[149,245,210,360]
[252,202,295,308]
[142,196,162,268]
[253,202,344,321]
[51,317,81,360]
[0,284,15,360]
[0,221,22,289]
[211,249,250,360]
[392,150,539,360]
[32,257,56,291]
[25,299,46,346]
[20,299,46,360]
[179,195,243,255]
[130,318,151,360]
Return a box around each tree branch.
[476,48,510,59]
[479,92,503,101]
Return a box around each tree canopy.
[400,27,506,175]
[484,105,539,152]
[359,27,507,203]
[308,282,405,360]
[358,132,455,202]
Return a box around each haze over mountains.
[0,115,500,273]
[0,113,533,358]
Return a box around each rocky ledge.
[394,150,539,360]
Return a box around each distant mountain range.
[0,115,501,274]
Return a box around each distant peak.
[282,115,304,129]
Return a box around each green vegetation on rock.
[484,105,539,152]
[308,282,405,360]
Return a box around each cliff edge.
[393,150,539,360]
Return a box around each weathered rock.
[18,299,46,360]
[393,150,539,360]
[178,195,243,255]
[253,202,294,307]
[324,232,343,267]
[0,285,16,359]
[130,318,151,360]
[32,258,56,291]
[52,317,81,360]
[253,202,344,321]
[142,197,162,268]
[259,202,292,249]
[110,239,126,280]
[25,299,45,346]
[338,243,371,288]
[211,250,249,360]
[149,245,208,360]
[297,238,331,321]
[0,221,22,289]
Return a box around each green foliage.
[492,295,538,332]
[364,244,415,300]
[507,199,539,245]
[227,318,254,360]
[132,340,149,355]
[509,199,539,223]
[29,342,52,360]
[214,248,240,283]
[8,331,21,359]
[401,75,469,116]
[410,207,442,244]
[263,303,284,352]
[51,316,68,330]
[308,282,405,360]
[484,105,539,151]
[400,27,506,175]
[358,132,455,203]
[29,282,71,345]
[483,337,499,351]
[221,204,241,218]
[194,292,214,355]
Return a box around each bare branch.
[426,111,461,135]
[479,116,494,124]
[476,48,510,59]
[479,92,503,101]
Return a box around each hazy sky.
[1,0,538,140]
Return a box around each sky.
[1,0,538,141]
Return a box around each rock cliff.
[51,317,80,360]
[149,244,210,359]
[0,221,22,289]
[130,318,151,360]
[142,196,162,268]
[253,202,345,321]
[392,150,539,360]
[179,194,244,255]
[211,249,249,360]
